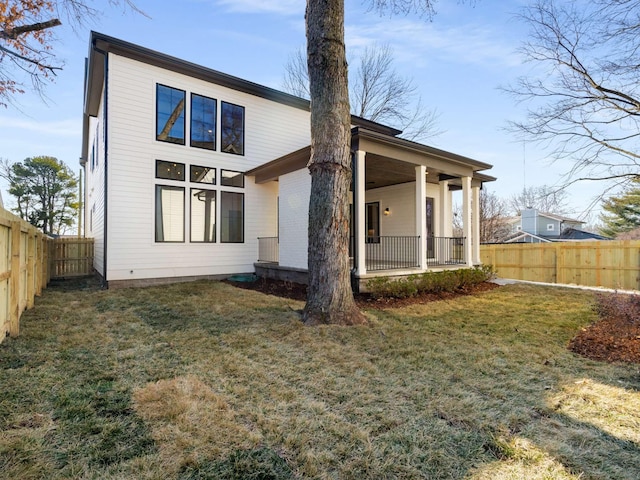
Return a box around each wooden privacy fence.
[0,204,96,344]
[0,208,51,344]
[481,240,640,290]
[49,238,94,279]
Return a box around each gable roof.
[536,211,584,224]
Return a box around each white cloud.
[346,18,524,70]
[213,0,303,16]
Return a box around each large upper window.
[221,191,244,243]
[221,101,245,155]
[191,189,216,242]
[156,84,186,145]
[191,94,216,150]
[155,185,185,242]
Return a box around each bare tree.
[0,0,142,107]
[478,190,511,243]
[284,44,441,142]
[303,0,438,325]
[507,185,573,216]
[506,0,640,191]
[453,190,511,243]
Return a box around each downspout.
[95,45,109,287]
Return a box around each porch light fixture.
[384,207,390,216]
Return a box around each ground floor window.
[191,189,216,242]
[155,160,244,244]
[366,202,380,243]
[221,191,244,243]
[155,185,185,242]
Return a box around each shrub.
[365,266,494,299]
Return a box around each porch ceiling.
[364,154,446,190]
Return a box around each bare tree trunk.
[304,0,366,326]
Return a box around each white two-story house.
[81,32,496,289]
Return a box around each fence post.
[8,221,21,337]
[26,230,35,309]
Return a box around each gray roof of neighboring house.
[508,211,584,224]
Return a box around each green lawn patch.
[0,280,638,479]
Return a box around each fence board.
[0,208,50,344]
[49,238,94,278]
[481,240,640,290]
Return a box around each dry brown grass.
[1,279,639,479]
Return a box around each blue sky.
[0,0,602,218]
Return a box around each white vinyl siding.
[104,53,306,281]
[85,85,106,276]
[364,182,440,237]
[278,168,310,270]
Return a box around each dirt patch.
[224,277,499,309]
[569,306,640,365]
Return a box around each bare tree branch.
[0,1,143,107]
[283,43,442,141]
[506,0,640,192]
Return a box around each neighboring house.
[501,208,608,243]
[81,32,496,289]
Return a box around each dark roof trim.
[89,31,309,114]
[352,127,493,171]
[84,32,404,137]
[246,146,310,183]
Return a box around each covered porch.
[247,123,495,288]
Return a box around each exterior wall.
[104,53,308,282]
[539,217,560,235]
[364,182,441,236]
[84,83,106,277]
[278,168,310,270]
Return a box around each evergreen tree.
[599,180,640,238]
[1,156,78,235]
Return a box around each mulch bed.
[224,277,499,309]
[569,313,640,364]
[226,277,640,365]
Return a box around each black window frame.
[220,101,245,155]
[220,191,244,243]
[366,202,380,244]
[190,188,217,243]
[155,185,185,243]
[156,84,186,145]
[155,160,186,181]
[190,165,216,184]
[221,169,244,188]
[190,93,217,151]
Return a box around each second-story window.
[156,84,186,145]
[191,93,216,150]
[221,101,245,155]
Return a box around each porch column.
[472,185,481,265]
[416,165,427,270]
[439,179,452,238]
[462,175,473,266]
[355,150,366,275]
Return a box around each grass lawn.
[1,280,639,479]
